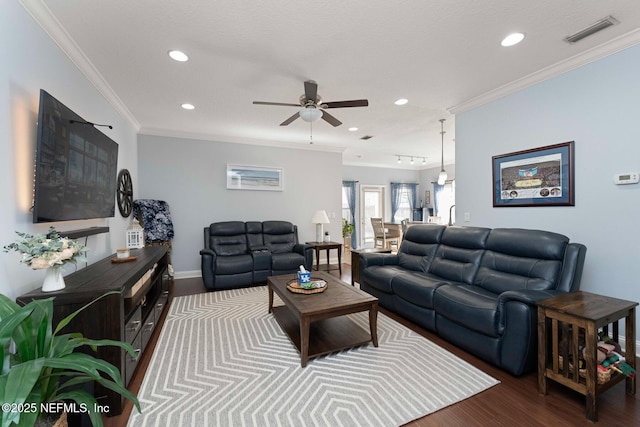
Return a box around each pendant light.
[437,118,447,185]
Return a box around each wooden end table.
[350,248,392,286]
[267,271,378,367]
[306,241,342,275]
[537,291,637,422]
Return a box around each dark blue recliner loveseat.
[200,220,313,291]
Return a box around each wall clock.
[117,169,133,217]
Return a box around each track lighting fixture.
[395,154,426,166]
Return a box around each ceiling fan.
[253,80,368,127]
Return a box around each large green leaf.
[0,305,35,369]
[43,353,123,384]
[0,359,44,427]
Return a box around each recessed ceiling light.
[348,127,358,132]
[168,50,189,62]
[501,33,525,47]
[181,103,195,110]
[394,98,408,106]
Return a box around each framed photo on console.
[492,141,574,207]
[226,164,284,191]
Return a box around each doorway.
[359,185,385,247]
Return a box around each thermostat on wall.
[613,172,639,185]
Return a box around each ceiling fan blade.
[253,101,300,107]
[322,99,369,109]
[304,80,318,103]
[321,110,342,127]
[280,112,300,126]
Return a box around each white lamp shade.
[299,108,323,122]
[311,210,330,224]
[437,170,447,185]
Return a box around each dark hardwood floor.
[106,263,639,427]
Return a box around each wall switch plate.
[464,212,471,222]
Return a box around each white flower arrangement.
[3,227,88,270]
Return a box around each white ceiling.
[22,0,640,169]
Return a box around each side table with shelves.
[537,291,637,422]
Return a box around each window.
[395,188,412,222]
[435,180,455,225]
[341,187,350,223]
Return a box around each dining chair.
[371,217,401,251]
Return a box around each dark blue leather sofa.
[359,225,586,375]
[200,221,313,291]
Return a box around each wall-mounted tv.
[33,90,119,223]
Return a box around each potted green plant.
[342,218,355,251]
[0,291,141,427]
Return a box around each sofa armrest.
[497,289,568,332]
[499,289,567,307]
[359,253,399,269]
[294,243,314,271]
[199,248,217,289]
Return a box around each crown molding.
[19,0,140,130]
[138,127,347,153]
[449,28,640,115]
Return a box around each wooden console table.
[537,291,637,422]
[17,246,170,416]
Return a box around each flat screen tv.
[33,90,119,223]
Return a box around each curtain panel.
[342,180,357,249]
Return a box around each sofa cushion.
[215,254,253,274]
[263,221,297,254]
[397,225,444,272]
[271,252,305,272]
[392,272,450,309]
[428,226,490,285]
[475,228,568,294]
[433,284,500,338]
[361,265,407,294]
[245,221,265,250]
[209,221,248,256]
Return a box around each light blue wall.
[137,135,343,276]
[0,2,139,300]
[456,44,640,337]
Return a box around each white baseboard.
[174,270,201,280]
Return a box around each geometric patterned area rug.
[127,286,499,427]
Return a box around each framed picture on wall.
[226,164,284,191]
[492,141,574,207]
[424,190,431,205]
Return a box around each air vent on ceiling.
[564,15,619,44]
[360,135,373,140]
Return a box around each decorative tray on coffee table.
[286,278,328,294]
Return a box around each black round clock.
[116,169,133,217]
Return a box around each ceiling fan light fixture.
[299,108,322,122]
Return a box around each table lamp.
[311,210,330,243]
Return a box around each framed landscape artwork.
[492,141,574,207]
[226,164,283,191]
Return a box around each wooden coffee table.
[268,271,379,367]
